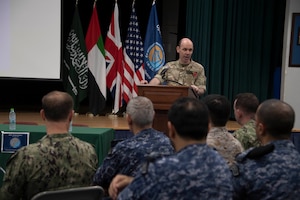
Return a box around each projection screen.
[0,0,61,80]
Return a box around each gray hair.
[126,96,155,127]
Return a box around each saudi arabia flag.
[63,6,88,112]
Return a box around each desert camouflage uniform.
[207,127,244,165]
[154,60,206,91]
[0,133,98,200]
[117,144,233,200]
[231,140,300,200]
[232,119,260,150]
[93,128,174,191]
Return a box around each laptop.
[1,131,30,153]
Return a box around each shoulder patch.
[246,143,274,159]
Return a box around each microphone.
[159,65,199,98]
[163,78,199,98]
[165,79,183,86]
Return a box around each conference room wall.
[282,0,300,129]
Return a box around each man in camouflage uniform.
[232,93,260,150]
[203,94,244,166]
[141,37,206,97]
[108,97,233,200]
[231,99,300,199]
[0,91,98,200]
[93,96,174,196]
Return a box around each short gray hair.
[126,96,155,127]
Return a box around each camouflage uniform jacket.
[232,119,260,150]
[117,143,233,200]
[207,127,244,165]
[93,128,174,191]
[154,60,206,91]
[0,133,98,200]
[231,140,300,200]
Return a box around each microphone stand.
[164,79,199,98]
[161,66,199,98]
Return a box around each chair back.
[30,185,104,200]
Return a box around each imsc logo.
[145,42,165,72]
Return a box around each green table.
[0,124,114,187]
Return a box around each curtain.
[185,0,286,105]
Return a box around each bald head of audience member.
[40,90,74,134]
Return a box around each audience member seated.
[202,94,244,166]
[0,91,98,200]
[231,99,300,199]
[108,97,233,200]
[92,96,174,196]
[232,92,260,150]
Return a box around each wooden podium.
[137,85,192,135]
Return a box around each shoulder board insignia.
[141,152,170,175]
[246,143,274,159]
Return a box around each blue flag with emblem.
[144,0,165,82]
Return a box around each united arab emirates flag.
[85,4,106,116]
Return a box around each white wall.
[282,0,300,129]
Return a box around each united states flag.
[123,1,144,103]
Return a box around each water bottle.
[9,108,16,130]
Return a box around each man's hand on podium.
[140,80,148,84]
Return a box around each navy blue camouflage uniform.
[118,143,233,200]
[231,140,300,200]
[93,128,174,191]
